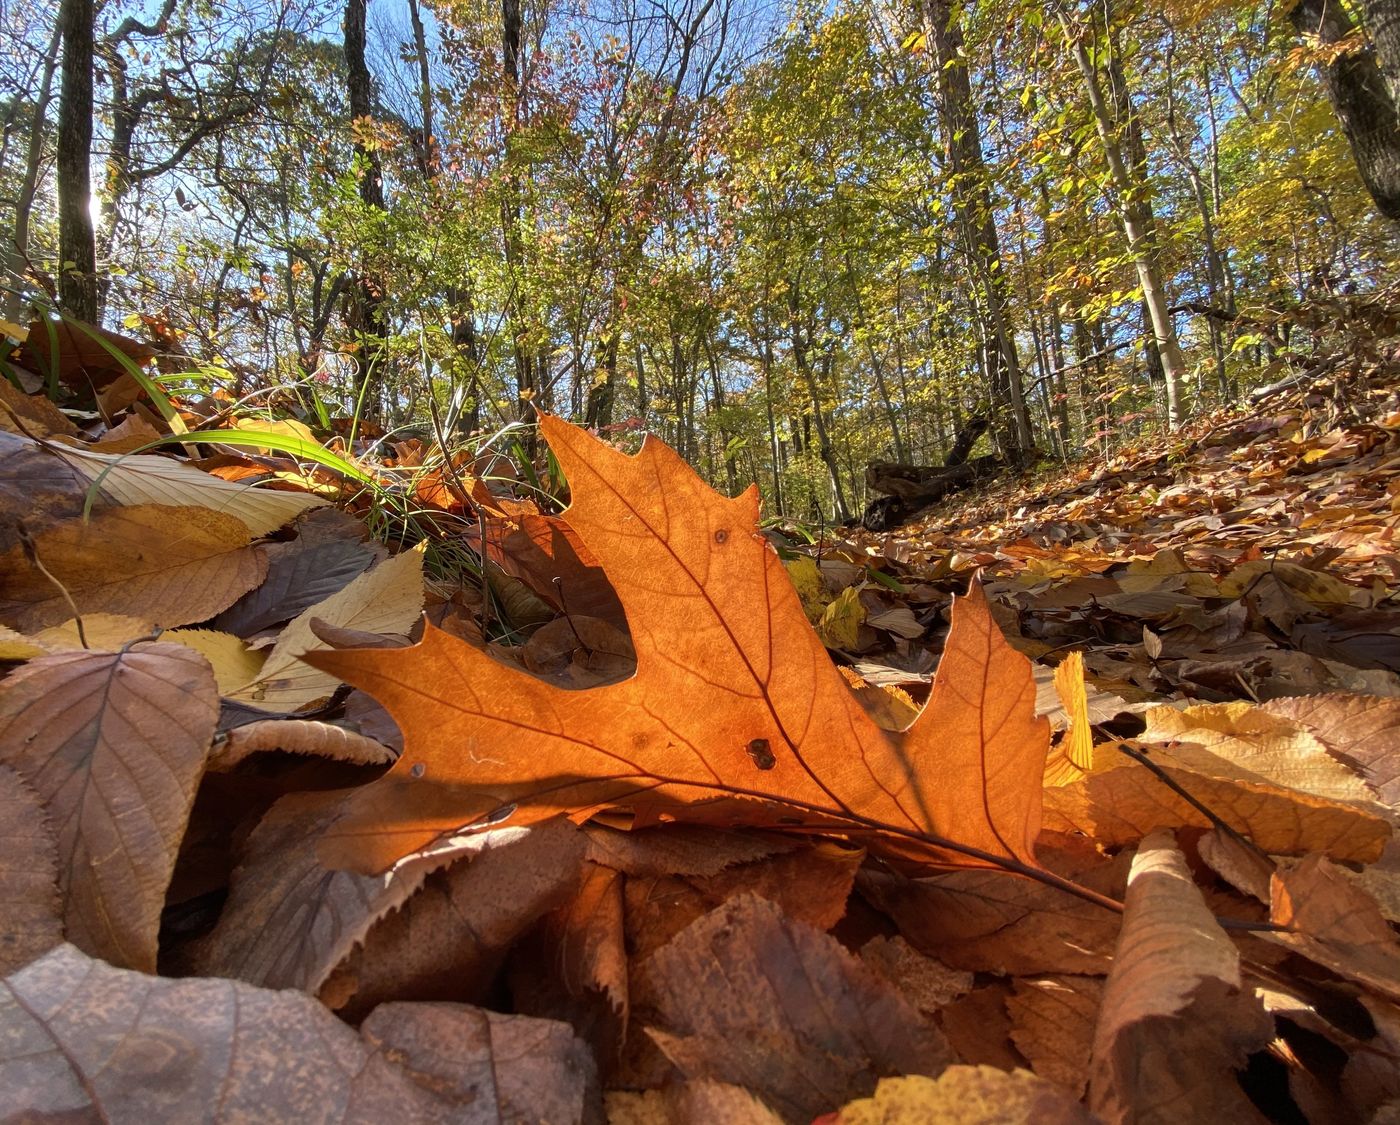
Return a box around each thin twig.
[17,521,87,648]
[1114,740,1273,862]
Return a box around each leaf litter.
[1,330,1400,1121]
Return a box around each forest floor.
[835,357,1400,720]
[3,309,1400,1122]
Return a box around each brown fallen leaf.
[1088,829,1273,1125]
[607,1080,783,1124]
[625,840,865,963]
[858,843,1129,975]
[1264,693,1400,807]
[212,532,380,637]
[320,818,586,1019]
[827,1067,1094,1124]
[580,823,799,877]
[1270,853,1400,1002]
[858,936,973,1018]
[310,416,1051,879]
[1042,741,1390,862]
[0,943,599,1122]
[636,893,950,1122]
[0,503,267,631]
[0,765,62,974]
[208,719,397,771]
[0,643,217,971]
[1007,975,1104,1098]
[183,794,567,993]
[511,859,629,1068]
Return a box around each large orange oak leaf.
[311,417,1049,874]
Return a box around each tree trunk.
[344,0,388,415]
[8,21,61,318]
[56,0,97,321]
[921,0,1032,458]
[1294,0,1400,220]
[500,0,537,437]
[1061,13,1189,428]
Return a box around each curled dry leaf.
[226,543,425,712]
[310,416,1050,876]
[208,719,396,772]
[1270,853,1400,1003]
[49,438,325,536]
[0,765,62,974]
[320,818,586,1019]
[827,1067,1095,1125]
[0,503,267,631]
[636,893,950,1123]
[0,642,217,971]
[185,794,566,993]
[1053,651,1094,770]
[858,936,973,1017]
[1089,830,1272,1125]
[0,944,600,1123]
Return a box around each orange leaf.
[310,417,1050,874]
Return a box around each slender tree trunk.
[500,0,537,436]
[57,0,97,321]
[921,0,1032,457]
[1061,13,1188,428]
[345,0,388,415]
[1292,0,1400,220]
[8,21,61,316]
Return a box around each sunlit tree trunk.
[7,21,61,317]
[921,0,1033,459]
[500,0,537,436]
[345,0,388,416]
[57,0,97,321]
[1060,12,1188,428]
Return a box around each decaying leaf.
[1264,693,1400,807]
[1007,975,1104,1098]
[827,1067,1094,1124]
[311,416,1050,874]
[0,943,600,1122]
[0,765,62,974]
[1088,830,1272,1124]
[1270,853,1400,1002]
[637,894,950,1122]
[0,643,217,970]
[0,503,267,631]
[184,794,554,993]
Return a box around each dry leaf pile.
[2,326,1400,1122]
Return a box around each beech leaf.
[0,503,267,630]
[310,417,1050,874]
[0,643,217,970]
